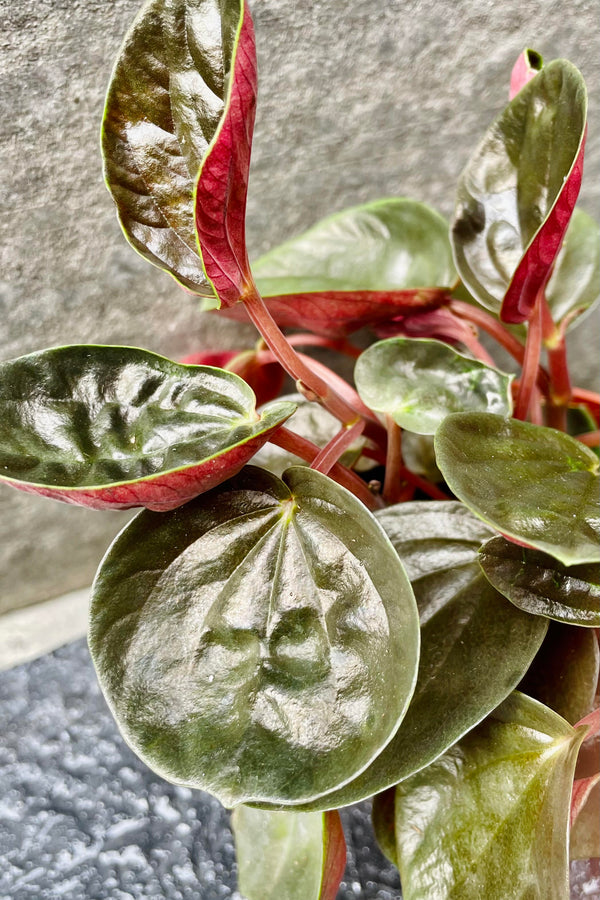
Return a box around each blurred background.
[0,0,598,896]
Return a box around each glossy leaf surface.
[479,536,600,627]
[235,199,455,336]
[253,393,365,476]
[0,345,294,511]
[354,338,513,434]
[509,48,543,99]
[89,466,420,806]
[103,0,245,298]
[233,807,346,900]
[194,0,257,307]
[282,502,546,811]
[435,413,600,565]
[394,693,586,900]
[545,208,600,328]
[452,60,587,323]
[519,622,599,724]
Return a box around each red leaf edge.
[194,0,257,308]
[1,416,292,512]
[500,131,587,324]
[320,810,347,900]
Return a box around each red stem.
[399,467,452,501]
[269,427,381,510]
[243,288,362,426]
[539,293,572,431]
[311,420,365,474]
[576,430,600,448]
[383,416,404,504]
[514,295,544,421]
[450,298,550,393]
[287,333,363,359]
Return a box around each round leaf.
[0,345,295,511]
[394,693,586,900]
[479,535,600,627]
[435,412,600,565]
[274,502,546,811]
[354,338,513,434]
[452,60,587,322]
[89,466,420,807]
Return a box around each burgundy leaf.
[501,133,587,324]
[194,1,257,307]
[217,288,450,337]
[509,49,543,100]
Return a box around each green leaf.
[435,412,600,565]
[252,393,365,476]
[233,807,346,900]
[452,60,587,322]
[354,338,513,434]
[89,466,420,807]
[394,693,586,900]
[545,208,600,328]
[102,0,243,301]
[274,501,546,811]
[479,536,600,627]
[0,345,295,511]
[519,622,599,725]
[253,198,456,296]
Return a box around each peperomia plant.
[1,1,599,896]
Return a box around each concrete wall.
[1,0,598,614]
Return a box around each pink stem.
[311,420,365,474]
[287,333,362,359]
[243,288,362,426]
[383,416,404,504]
[269,427,381,510]
[514,296,544,421]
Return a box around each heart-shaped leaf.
[509,48,543,99]
[103,0,247,300]
[394,693,586,900]
[354,338,513,434]
[519,622,599,724]
[545,208,600,328]
[435,412,600,565]
[274,502,546,811]
[89,466,420,807]
[233,807,346,900]
[252,393,366,476]
[479,535,600,627]
[194,0,257,307]
[452,60,587,323]
[227,199,455,336]
[0,345,295,511]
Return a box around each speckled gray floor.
[0,639,401,900]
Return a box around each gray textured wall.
[1,0,598,613]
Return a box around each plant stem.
[571,387,600,424]
[575,430,600,448]
[539,293,571,431]
[269,427,381,510]
[311,420,365,474]
[243,288,368,427]
[383,416,404,504]
[287,333,363,359]
[514,295,543,421]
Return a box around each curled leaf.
[452,60,587,323]
[89,466,419,806]
[509,48,543,99]
[0,345,294,511]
